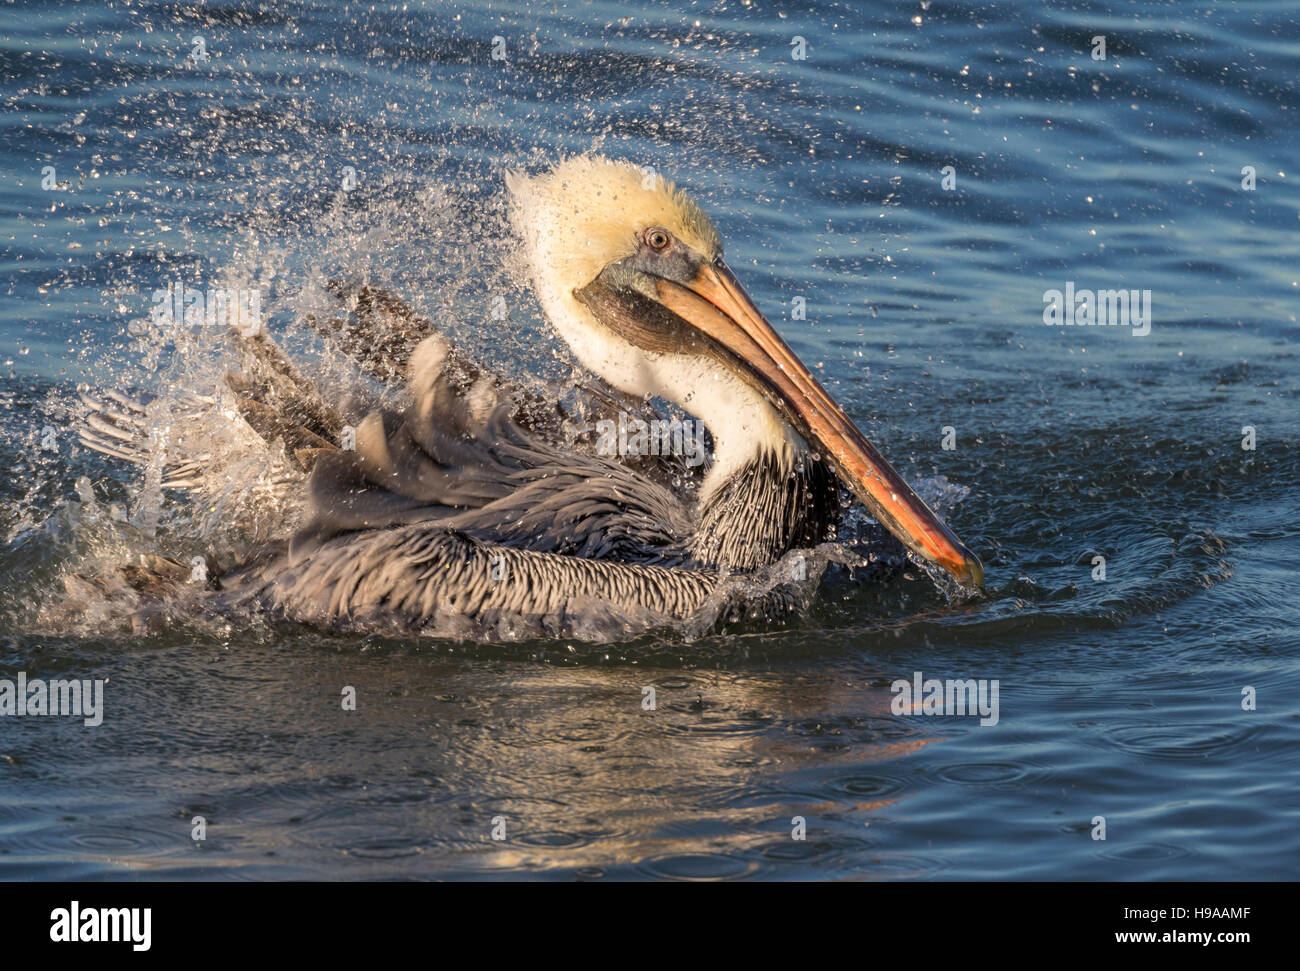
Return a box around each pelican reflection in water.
[78,157,983,637]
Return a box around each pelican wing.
[290,332,696,567]
[221,524,736,636]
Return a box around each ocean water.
[1,0,1297,879]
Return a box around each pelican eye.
[644,227,672,251]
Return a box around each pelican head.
[507,156,983,588]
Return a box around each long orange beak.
[654,260,984,588]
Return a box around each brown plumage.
[73,156,982,639]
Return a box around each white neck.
[539,289,802,498]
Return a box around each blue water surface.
[0,0,1297,879]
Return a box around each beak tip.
[959,553,985,589]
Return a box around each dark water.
[2,0,1298,879]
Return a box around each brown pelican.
[77,156,982,637]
